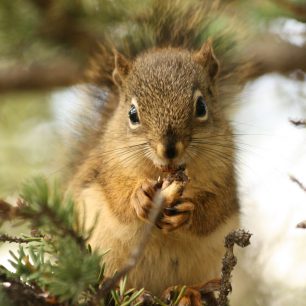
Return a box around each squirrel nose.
[156,141,184,160]
[165,144,177,159]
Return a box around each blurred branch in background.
[271,0,306,21]
[0,60,83,92]
[248,35,306,78]
[0,0,306,92]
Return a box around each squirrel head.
[110,40,230,172]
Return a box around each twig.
[0,199,19,220]
[96,191,164,300]
[217,229,252,306]
[296,221,306,229]
[290,175,306,192]
[0,271,58,306]
[0,198,85,249]
[290,175,306,229]
[290,119,306,128]
[0,234,41,244]
[33,204,85,249]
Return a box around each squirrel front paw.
[131,179,159,222]
[131,171,194,232]
[157,172,194,232]
[157,199,194,232]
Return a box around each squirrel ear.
[112,50,131,87]
[193,38,220,81]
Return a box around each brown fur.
[68,45,240,295]
[71,0,251,173]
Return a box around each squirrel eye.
[195,96,207,119]
[128,104,140,124]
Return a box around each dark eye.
[195,96,207,118]
[128,104,140,124]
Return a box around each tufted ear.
[193,38,220,81]
[112,50,131,87]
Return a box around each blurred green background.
[0,1,306,306]
[0,92,59,196]
[1,0,306,195]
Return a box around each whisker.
[106,146,153,175]
[190,141,251,154]
[184,149,200,168]
[189,143,245,168]
[191,137,260,151]
[189,145,233,164]
[98,142,149,156]
[188,146,234,170]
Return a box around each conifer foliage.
[0,178,106,306]
[0,178,251,306]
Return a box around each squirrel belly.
[74,182,239,296]
[68,45,240,295]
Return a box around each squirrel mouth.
[150,151,186,173]
[158,163,186,174]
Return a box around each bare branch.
[290,119,306,128]
[217,229,252,306]
[96,191,164,299]
[290,175,306,192]
[296,221,306,229]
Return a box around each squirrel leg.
[131,179,158,222]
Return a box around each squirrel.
[67,0,247,301]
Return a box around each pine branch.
[0,197,84,249]
[0,234,41,244]
[1,178,252,306]
[0,271,56,306]
[0,179,86,250]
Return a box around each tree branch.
[246,35,306,79]
[0,60,83,93]
[290,175,306,192]
[290,119,306,127]
[217,229,252,306]
[0,234,41,244]
[96,191,164,300]
[271,0,306,21]
[0,271,58,306]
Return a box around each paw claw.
[157,201,194,232]
[132,180,157,222]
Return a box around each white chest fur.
[77,185,239,295]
